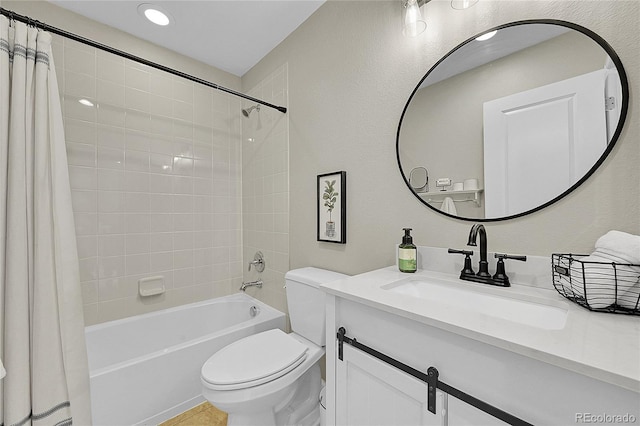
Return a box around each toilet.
[201,267,347,426]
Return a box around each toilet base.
[223,364,321,426]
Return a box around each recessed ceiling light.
[78,98,94,107]
[138,3,173,26]
[475,30,497,41]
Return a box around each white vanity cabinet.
[324,293,640,426]
[336,342,447,426]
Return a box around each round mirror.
[397,19,628,221]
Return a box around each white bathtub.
[85,293,286,426]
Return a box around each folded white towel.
[0,357,5,379]
[618,279,640,310]
[569,253,616,308]
[595,230,640,264]
[569,249,640,309]
[440,197,457,215]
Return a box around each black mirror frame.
[396,19,629,222]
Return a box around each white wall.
[241,64,290,315]
[243,0,639,278]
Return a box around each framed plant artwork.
[317,171,346,244]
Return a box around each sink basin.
[383,276,568,330]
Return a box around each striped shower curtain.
[0,16,91,425]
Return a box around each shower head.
[242,104,260,117]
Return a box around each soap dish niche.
[139,276,165,297]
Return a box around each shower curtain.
[0,16,92,425]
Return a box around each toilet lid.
[202,329,308,390]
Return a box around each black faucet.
[467,224,490,278]
[448,224,527,287]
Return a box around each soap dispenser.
[399,228,417,273]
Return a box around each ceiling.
[49,0,325,77]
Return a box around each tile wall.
[52,36,244,325]
[241,64,290,316]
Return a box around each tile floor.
[160,402,227,426]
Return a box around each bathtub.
[85,293,286,426]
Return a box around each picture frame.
[317,171,346,244]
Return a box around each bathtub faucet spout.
[240,280,263,291]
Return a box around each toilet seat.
[201,329,308,391]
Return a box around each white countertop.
[321,266,640,393]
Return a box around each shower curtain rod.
[0,7,287,114]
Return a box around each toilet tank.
[285,267,348,346]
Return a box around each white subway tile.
[65,97,97,122]
[79,257,99,282]
[194,248,214,266]
[125,111,151,133]
[194,265,213,285]
[150,252,173,272]
[193,179,213,196]
[98,235,125,257]
[97,56,125,85]
[125,66,149,92]
[98,191,126,213]
[81,281,99,304]
[98,213,126,235]
[173,250,193,269]
[97,125,125,149]
[97,146,124,170]
[125,214,151,233]
[126,87,150,112]
[173,232,194,250]
[125,192,149,213]
[65,71,96,99]
[149,115,173,136]
[126,234,150,255]
[173,100,193,122]
[173,79,193,103]
[173,214,194,232]
[172,176,193,194]
[99,255,125,279]
[97,169,125,191]
[97,79,125,109]
[124,171,149,193]
[173,267,194,287]
[125,130,152,152]
[149,94,173,118]
[71,190,97,213]
[149,73,172,97]
[97,104,126,127]
[149,233,173,252]
[74,212,98,236]
[126,254,150,275]
[172,194,193,213]
[98,277,124,301]
[150,214,173,232]
[65,46,95,76]
[150,194,174,213]
[150,153,173,174]
[149,174,173,194]
[65,119,97,145]
[77,236,98,259]
[172,157,194,176]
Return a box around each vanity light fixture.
[451,0,479,10]
[475,30,497,41]
[138,3,173,26]
[402,0,428,37]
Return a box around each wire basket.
[552,254,640,315]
